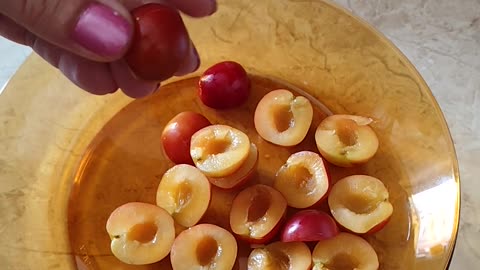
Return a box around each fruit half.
[312,233,379,270]
[230,184,287,243]
[248,241,312,270]
[274,151,329,208]
[315,114,379,167]
[156,164,211,227]
[328,175,393,234]
[170,224,238,270]
[106,202,175,265]
[254,89,313,146]
[190,125,250,177]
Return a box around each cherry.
[281,210,339,242]
[198,61,251,109]
[126,4,191,81]
[161,111,211,165]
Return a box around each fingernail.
[174,46,200,76]
[73,3,131,57]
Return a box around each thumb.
[0,0,133,62]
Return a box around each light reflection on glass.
[411,178,457,258]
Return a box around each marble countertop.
[0,0,478,269]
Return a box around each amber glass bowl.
[0,0,459,269]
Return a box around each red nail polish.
[73,3,131,57]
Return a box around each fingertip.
[175,43,200,77]
[110,60,159,98]
[56,50,118,95]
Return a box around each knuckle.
[18,0,61,27]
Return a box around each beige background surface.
[0,0,478,269]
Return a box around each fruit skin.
[337,216,391,235]
[312,232,379,270]
[106,202,175,265]
[281,210,339,243]
[198,61,251,109]
[208,143,258,190]
[248,241,312,270]
[156,164,211,228]
[126,3,191,81]
[328,175,393,234]
[161,111,211,165]
[274,151,330,209]
[365,216,391,234]
[315,114,379,167]
[170,223,238,270]
[254,89,313,147]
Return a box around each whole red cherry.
[161,112,211,165]
[198,61,251,109]
[126,4,191,81]
[281,210,339,242]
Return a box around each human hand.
[0,0,216,98]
